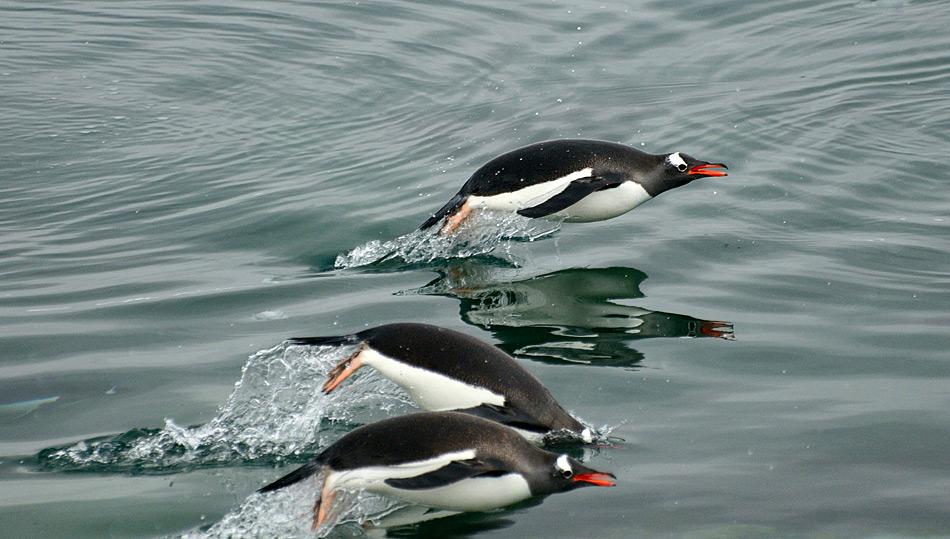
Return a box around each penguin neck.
[521,451,564,496]
[633,169,667,198]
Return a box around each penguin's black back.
[458,139,656,197]
[319,412,544,472]
[358,323,581,431]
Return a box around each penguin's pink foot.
[440,200,472,235]
[323,345,365,394]
[313,477,337,530]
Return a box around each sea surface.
[2,1,949,537]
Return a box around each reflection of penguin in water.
[415,265,734,365]
[258,412,614,529]
[420,139,726,234]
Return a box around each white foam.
[334,210,561,269]
[39,343,412,472]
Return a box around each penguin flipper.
[517,174,624,218]
[456,404,550,435]
[384,458,507,490]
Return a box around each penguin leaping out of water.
[257,412,615,529]
[290,323,594,442]
[419,139,727,234]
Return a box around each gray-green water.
[2,1,949,537]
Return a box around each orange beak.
[573,472,617,487]
[687,163,728,177]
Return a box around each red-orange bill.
[688,163,728,177]
[573,472,617,487]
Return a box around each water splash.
[334,210,561,269]
[542,421,622,449]
[37,343,412,474]
[181,478,408,539]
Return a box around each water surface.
[2,0,949,537]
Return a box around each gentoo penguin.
[290,322,594,442]
[418,139,727,233]
[257,411,615,529]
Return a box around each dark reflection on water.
[382,498,542,538]
[411,263,734,367]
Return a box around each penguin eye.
[667,152,688,173]
[554,454,573,478]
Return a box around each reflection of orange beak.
[573,472,617,487]
[687,163,728,177]
[700,320,736,340]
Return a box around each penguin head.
[532,453,616,494]
[639,151,728,197]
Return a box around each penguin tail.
[258,460,323,493]
[287,334,360,347]
[419,193,467,231]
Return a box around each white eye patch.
[581,428,593,444]
[555,454,572,473]
[667,152,687,170]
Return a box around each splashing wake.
[334,210,561,269]
[182,481,407,539]
[37,343,412,473]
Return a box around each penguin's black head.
[534,453,616,495]
[640,151,728,197]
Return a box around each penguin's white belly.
[326,449,532,512]
[467,171,651,223]
[553,181,652,222]
[371,473,532,512]
[361,347,506,410]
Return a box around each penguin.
[418,139,727,233]
[290,322,594,442]
[257,411,615,529]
